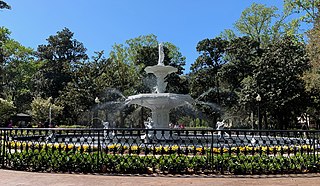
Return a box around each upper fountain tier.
[144,43,177,93]
[145,65,177,93]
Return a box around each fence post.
[0,129,2,167]
[210,130,214,173]
[97,129,101,172]
[1,129,6,168]
[313,131,316,163]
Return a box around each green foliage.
[222,3,302,46]
[254,36,309,129]
[0,98,15,124]
[107,34,186,96]
[0,0,10,9]
[30,97,63,122]
[34,27,88,99]
[5,148,320,175]
[284,0,319,24]
[0,27,37,112]
[190,37,228,97]
[220,36,261,91]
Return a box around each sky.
[1,0,285,73]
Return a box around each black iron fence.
[0,128,320,175]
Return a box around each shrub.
[5,148,320,175]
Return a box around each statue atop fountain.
[158,43,165,66]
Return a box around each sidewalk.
[1,169,320,186]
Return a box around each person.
[179,123,185,129]
[7,120,13,128]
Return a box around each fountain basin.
[126,93,193,110]
[126,93,193,129]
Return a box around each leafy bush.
[0,98,15,125]
[5,148,320,175]
[30,97,63,122]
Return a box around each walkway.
[1,169,320,186]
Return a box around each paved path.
[1,169,320,186]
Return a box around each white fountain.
[126,43,194,138]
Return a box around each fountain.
[125,43,194,138]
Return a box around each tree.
[221,3,301,47]
[108,34,186,95]
[284,0,319,23]
[31,97,63,123]
[0,27,37,112]
[292,2,320,127]
[0,98,15,125]
[0,0,10,10]
[303,5,320,92]
[190,37,228,99]
[240,36,310,129]
[190,37,229,126]
[0,27,11,98]
[218,37,263,126]
[220,36,262,91]
[108,43,141,96]
[32,28,88,124]
[33,28,88,99]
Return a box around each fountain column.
[152,109,170,128]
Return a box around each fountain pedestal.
[152,109,169,128]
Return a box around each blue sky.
[1,0,284,72]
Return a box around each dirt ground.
[1,169,320,186]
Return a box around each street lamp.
[256,94,261,130]
[94,97,100,127]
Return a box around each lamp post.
[94,97,100,127]
[49,106,52,126]
[256,94,261,130]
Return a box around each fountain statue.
[141,117,154,143]
[125,43,194,139]
[216,120,230,138]
[103,121,115,139]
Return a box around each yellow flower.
[171,145,179,151]
[78,145,89,152]
[108,144,116,149]
[130,146,139,151]
[212,148,220,153]
[196,147,203,152]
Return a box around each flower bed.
[5,148,320,174]
[6,141,316,156]
[3,140,320,175]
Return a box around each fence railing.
[0,128,319,175]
